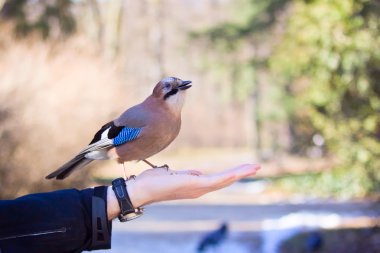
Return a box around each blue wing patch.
[113,127,142,146]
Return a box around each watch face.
[118,211,143,222]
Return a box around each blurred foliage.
[192,0,292,159]
[192,0,290,103]
[274,168,376,199]
[202,0,289,49]
[270,0,380,196]
[201,0,380,197]
[0,0,75,38]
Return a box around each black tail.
[45,154,92,180]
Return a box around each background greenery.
[195,0,380,198]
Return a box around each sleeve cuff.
[89,186,112,250]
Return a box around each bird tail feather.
[45,154,92,180]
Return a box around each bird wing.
[78,121,142,155]
[114,102,153,127]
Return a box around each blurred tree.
[150,0,166,78]
[88,0,104,46]
[198,0,380,196]
[0,0,75,38]
[270,0,380,196]
[193,0,291,160]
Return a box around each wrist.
[125,179,147,208]
[106,186,120,220]
[106,179,146,221]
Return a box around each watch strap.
[111,177,143,222]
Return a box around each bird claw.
[156,164,169,170]
[128,175,136,180]
[142,159,169,170]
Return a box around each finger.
[223,163,261,179]
[175,170,203,176]
[189,170,203,176]
[139,167,175,176]
[205,164,260,188]
[143,168,202,177]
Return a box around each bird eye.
[165,83,171,89]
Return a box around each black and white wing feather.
[46,121,141,180]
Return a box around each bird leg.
[142,159,169,170]
[142,159,155,168]
[122,162,127,180]
[121,164,137,180]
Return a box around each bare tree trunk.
[113,0,125,57]
[0,0,6,14]
[88,0,104,47]
[149,0,165,78]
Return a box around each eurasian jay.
[46,77,192,180]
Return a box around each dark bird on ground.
[305,231,323,252]
[197,222,229,253]
[46,77,192,180]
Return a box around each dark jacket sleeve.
[0,186,112,253]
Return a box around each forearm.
[106,180,145,220]
[0,188,98,253]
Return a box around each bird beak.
[178,80,192,90]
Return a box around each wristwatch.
[111,177,144,222]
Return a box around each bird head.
[153,76,192,112]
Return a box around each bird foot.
[142,159,169,170]
[127,175,136,180]
[155,164,169,170]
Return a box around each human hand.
[107,164,260,220]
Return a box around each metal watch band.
[111,177,143,222]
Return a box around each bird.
[197,222,229,253]
[46,77,192,180]
[305,231,323,252]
